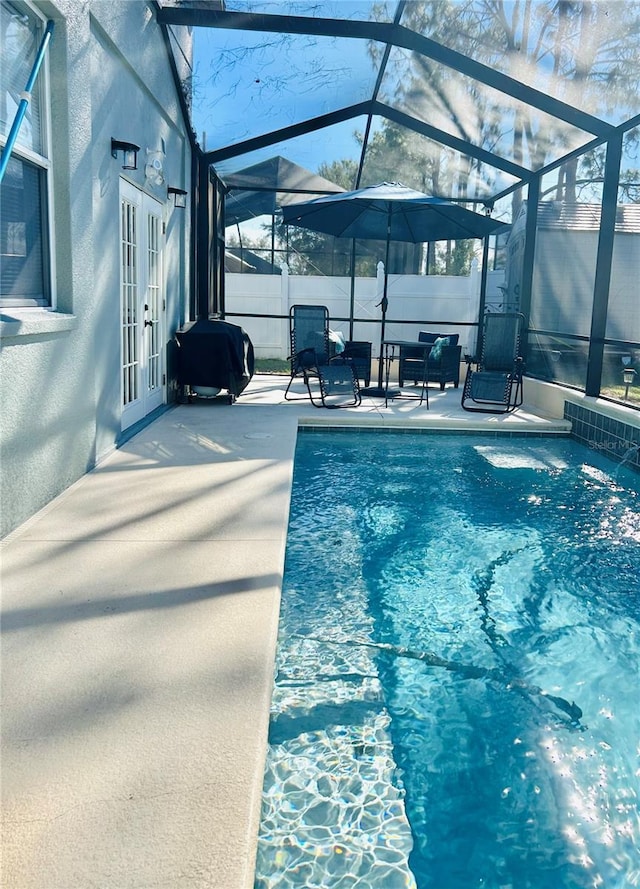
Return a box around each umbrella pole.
[379,220,391,389]
[349,239,356,341]
[361,218,399,398]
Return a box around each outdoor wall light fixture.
[111,138,140,170]
[168,186,187,209]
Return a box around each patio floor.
[1,374,571,889]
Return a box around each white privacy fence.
[225,260,506,359]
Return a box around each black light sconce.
[168,186,187,209]
[111,138,140,170]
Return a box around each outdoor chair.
[284,304,331,400]
[461,312,525,413]
[341,340,372,388]
[308,358,362,409]
[398,331,462,390]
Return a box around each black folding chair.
[308,359,361,409]
[284,304,331,401]
[461,313,525,413]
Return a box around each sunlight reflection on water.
[254,433,640,889]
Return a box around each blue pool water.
[254,432,640,889]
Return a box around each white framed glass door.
[119,181,165,430]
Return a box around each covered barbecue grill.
[176,317,254,404]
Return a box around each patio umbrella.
[281,182,508,396]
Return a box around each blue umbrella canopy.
[281,182,507,397]
[280,182,507,243]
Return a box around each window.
[0,0,52,307]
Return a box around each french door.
[119,181,165,430]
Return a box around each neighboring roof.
[536,202,640,233]
[225,247,281,273]
[223,156,344,226]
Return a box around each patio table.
[382,340,431,408]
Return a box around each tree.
[371,1,640,210]
[221,2,640,274]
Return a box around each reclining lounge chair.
[309,359,361,409]
[284,304,331,401]
[283,304,361,408]
[461,312,525,413]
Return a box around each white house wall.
[516,223,639,342]
[0,1,191,538]
[607,234,640,342]
[531,231,599,336]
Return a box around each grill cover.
[176,318,254,398]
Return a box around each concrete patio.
[1,374,571,889]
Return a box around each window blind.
[0,155,45,302]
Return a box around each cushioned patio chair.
[461,312,525,413]
[341,340,371,387]
[398,332,462,390]
[284,304,331,400]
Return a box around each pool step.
[254,639,418,889]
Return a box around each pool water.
[254,432,640,889]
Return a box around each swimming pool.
[254,432,640,889]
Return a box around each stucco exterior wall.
[0,1,192,538]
